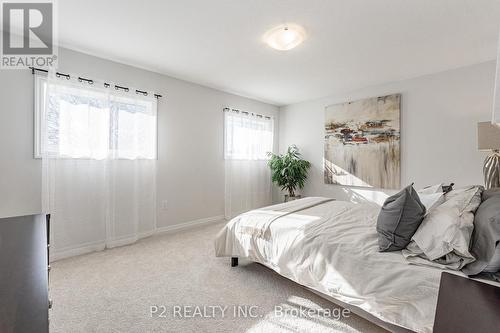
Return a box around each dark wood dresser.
[433,272,500,333]
[0,214,50,333]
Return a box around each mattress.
[215,197,465,333]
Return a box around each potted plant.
[268,145,311,202]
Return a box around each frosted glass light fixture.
[263,24,306,51]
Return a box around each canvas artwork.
[324,94,401,189]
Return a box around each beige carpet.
[49,221,387,333]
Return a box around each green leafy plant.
[267,145,311,198]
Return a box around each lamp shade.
[478,122,500,151]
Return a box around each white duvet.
[215,197,455,333]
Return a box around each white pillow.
[403,186,483,269]
[418,192,445,213]
[417,184,445,213]
[418,183,443,195]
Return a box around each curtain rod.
[223,107,272,120]
[29,67,163,99]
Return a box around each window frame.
[33,75,158,160]
[223,109,275,161]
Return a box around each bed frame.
[229,256,414,333]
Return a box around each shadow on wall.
[340,187,390,206]
[291,161,394,207]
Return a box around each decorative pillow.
[418,183,443,195]
[418,192,445,213]
[377,184,426,252]
[403,186,483,270]
[484,247,500,273]
[462,194,500,275]
[418,183,454,194]
[442,183,455,194]
[417,184,446,214]
[482,188,500,201]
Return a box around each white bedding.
[215,197,464,333]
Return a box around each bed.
[214,197,478,333]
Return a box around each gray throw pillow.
[377,184,426,252]
[462,195,500,275]
[482,188,500,201]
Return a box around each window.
[224,109,274,160]
[34,75,157,159]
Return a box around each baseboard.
[51,240,106,262]
[155,215,225,235]
[105,229,156,249]
[50,215,225,262]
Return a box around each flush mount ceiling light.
[263,24,306,51]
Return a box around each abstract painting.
[324,94,401,189]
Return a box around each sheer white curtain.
[39,73,157,258]
[224,109,274,219]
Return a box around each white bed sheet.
[215,198,467,333]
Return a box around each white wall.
[1,50,493,219]
[277,61,495,205]
[0,48,279,227]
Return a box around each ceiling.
[58,0,500,106]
